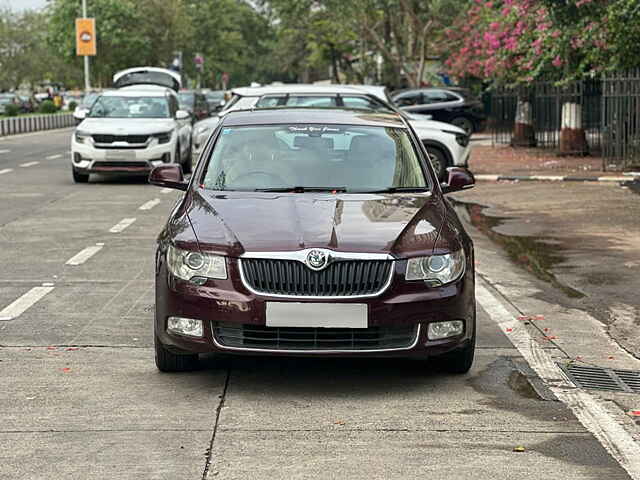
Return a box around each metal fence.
[490,73,640,170]
[0,113,75,137]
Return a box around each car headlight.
[405,249,466,285]
[75,130,90,144]
[153,131,173,144]
[167,245,227,281]
[443,129,470,147]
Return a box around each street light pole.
[82,0,91,90]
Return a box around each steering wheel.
[232,171,288,187]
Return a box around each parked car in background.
[177,90,209,123]
[149,107,476,373]
[70,67,192,183]
[392,87,486,134]
[191,85,471,181]
[63,92,84,111]
[73,91,101,125]
[16,94,36,113]
[0,93,23,115]
[204,90,226,112]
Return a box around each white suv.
[70,67,192,183]
[191,84,470,180]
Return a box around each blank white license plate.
[266,303,368,328]
[106,150,136,160]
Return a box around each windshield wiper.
[352,187,430,193]
[255,186,348,193]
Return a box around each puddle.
[454,200,585,299]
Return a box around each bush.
[68,101,78,111]
[4,104,19,117]
[39,100,58,114]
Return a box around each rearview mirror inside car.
[441,167,475,194]
[149,164,187,191]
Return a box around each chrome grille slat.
[240,258,393,298]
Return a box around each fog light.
[167,317,203,337]
[427,320,464,340]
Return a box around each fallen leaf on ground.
[65,347,79,351]
[334,420,346,425]
[513,446,526,452]
[506,328,513,333]
[534,315,545,321]
[629,411,640,417]
[62,368,71,373]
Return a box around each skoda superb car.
[150,108,476,374]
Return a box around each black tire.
[451,117,475,135]
[72,168,89,183]
[438,337,475,374]
[424,146,449,182]
[154,335,199,372]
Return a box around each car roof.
[220,108,406,128]
[231,84,381,97]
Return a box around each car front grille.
[212,323,418,351]
[240,259,393,297]
[92,134,149,144]
[92,161,150,170]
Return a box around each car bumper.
[154,255,475,358]
[71,140,175,175]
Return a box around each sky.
[2,0,48,11]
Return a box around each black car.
[392,87,486,134]
[204,90,226,113]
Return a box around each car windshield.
[178,92,194,108]
[202,124,428,192]
[206,92,224,101]
[0,95,14,104]
[88,95,170,118]
[83,92,99,105]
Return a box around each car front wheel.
[72,168,89,183]
[154,335,199,372]
[424,145,448,182]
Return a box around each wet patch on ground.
[453,200,585,299]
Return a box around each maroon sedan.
[150,108,476,373]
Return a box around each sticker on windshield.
[288,126,342,134]
[222,128,232,135]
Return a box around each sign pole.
[82,0,90,90]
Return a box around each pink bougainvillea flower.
[552,55,563,67]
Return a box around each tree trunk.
[559,102,588,155]
[512,99,536,147]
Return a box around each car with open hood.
[150,108,476,373]
[70,67,192,183]
[191,84,470,181]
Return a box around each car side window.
[342,96,379,110]
[424,90,455,104]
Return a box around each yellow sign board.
[75,18,96,56]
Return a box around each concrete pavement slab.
[210,430,629,480]
[0,430,209,480]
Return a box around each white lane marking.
[0,149,10,154]
[598,176,628,182]
[109,217,136,233]
[139,198,161,210]
[160,188,173,194]
[20,161,40,168]
[0,285,55,321]
[0,168,13,175]
[46,154,63,160]
[65,243,104,266]
[477,280,640,479]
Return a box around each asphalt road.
[0,129,633,479]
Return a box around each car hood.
[408,118,465,134]
[184,190,446,257]
[78,118,176,134]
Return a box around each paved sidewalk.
[468,143,634,179]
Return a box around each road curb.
[475,174,632,183]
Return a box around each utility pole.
[82,0,90,90]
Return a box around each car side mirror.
[74,109,87,120]
[176,109,190,120]
[149,164,188,191]
[441,167,475,194]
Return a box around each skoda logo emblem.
[306,249,329,271]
